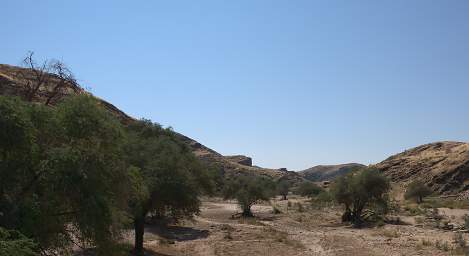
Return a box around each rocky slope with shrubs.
[298,163,365,182]
[374,141,469,196]
[0,63,300,182]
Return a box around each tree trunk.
[282,194,287,200]
[134,216,145,256]
[417,196,422,204]
[242,206,254,217]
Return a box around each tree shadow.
[141,249,175,256]
[145,224,209,242]
[74,248,176,256]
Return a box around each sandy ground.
[122,196,469,256]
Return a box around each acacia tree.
[331,168,389,225]
[0,95,129,255]
[125,120,214,256]
[404,181,432,204]
[223,176,275,217]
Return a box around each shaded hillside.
[374,141,469,195]
[0,63,301,182]
[298,163,365,181]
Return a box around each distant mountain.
[374,141,469,196]
[298,163,365,182]
[0,63,304,183]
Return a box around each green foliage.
[404,181,432,204]
[125,119,215,255]
[330,167,390,225]
[223,175,275,217]
[0,95,129,254]
[0,228,38,256]
[296,181,323,198]
[126,119,214,219]
[276,180,290,200]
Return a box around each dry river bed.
[126,197,469,256]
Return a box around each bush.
[454,232,466,248]
[404,181,432,204]
[223,176,275,217]
[296,182,323,198]
[330,167,390,225]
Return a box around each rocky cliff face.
[0,64,303,182]
[374,141,469,195]
[298,163,365,182]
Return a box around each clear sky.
[2,1,469,170]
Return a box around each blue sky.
[2,1,469,170]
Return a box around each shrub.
[296,182,323,198]
[464,214,469,230]
[330,167,390,225]
[454,232,466,248]
[404,181,432,204]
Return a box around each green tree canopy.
[404,181,432,204]
[0,95,129,255]
[223,175,275,217]
[330,168,390,225]
[125,119,215,256]
[276,180,291,200]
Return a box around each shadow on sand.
[74,248,175,256]
[145,224,209,242]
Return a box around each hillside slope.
[298,163,365,181]
[374,141,469,195]
[0,63,302,182]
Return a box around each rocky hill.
[298,163,365,182]
[374,141,469,195]
[0,63,301,182]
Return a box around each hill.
[0,63,303,182]
[298,163,365,182]
[374,141,469,196]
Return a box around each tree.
[0,95,130,255]
[276,180,290,200]
[0,228,38,256]
[15,51,80,104]
[223,176,275,217]
[404,181,432,204]
[125,119,214,256]
[296,181,323,198]
[330,168,390,225]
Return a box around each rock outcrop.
[224,155,252,167]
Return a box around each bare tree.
[15,51,79,105]
[44,60,77,105]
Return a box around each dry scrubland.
[113,194,469,256]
